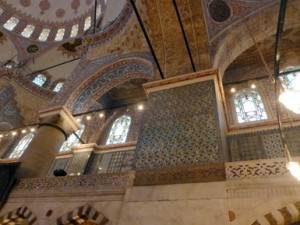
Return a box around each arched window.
[70,24,79,38]
[84,16,92,31]
[9,133,34,158]
[39,28,50,41]
[4,17,19,31]
[32,74,47,87]
[55,28,65,41]
[53,82,64,92]
[60,124,85,152]
[106,115,131,145]
[21,24,35,38]
[279,66,300,91]
[234,90,267,123]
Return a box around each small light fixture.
[99,113,104,118]
[251,84,256,89]
[12,131,17,136]
[21,129,26,134]
[0,134,3,138]
[86,115,91,120]
[230,88,236,93]
[76,118,81,122]
[30,128,35,132]
[138,104,144,111]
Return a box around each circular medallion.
[56,9,65,18]
[20,0,31,7]
[27,44,39,53]
[209,0,231,23]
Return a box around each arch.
[213,1,300,74]
[66,58,153,114]
[0,206,38,225]
[251,201,300,225]
[106,115,132,145]
[56,204,108,225]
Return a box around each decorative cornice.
[13,172,135,195]
[134,163,226,186]
[143,69,220,96]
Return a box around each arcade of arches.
[0,0,300,224]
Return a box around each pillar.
[17,106,80,178]
[135,69,228,170]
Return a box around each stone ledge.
[134,163,226,186]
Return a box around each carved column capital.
[38,106,80,136]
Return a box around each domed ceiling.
[0,0,107,42]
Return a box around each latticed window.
[21,24,35,38]
[53,82,64,92]
[60,125,85,152]
[106,115,131,145]
[32,74,47,87]
[279,66,300,91]
[9,133,34,158]
[234,90,267,123]
[4,17,19,30]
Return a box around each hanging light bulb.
[278,89,300,114]
[286,161,300,180]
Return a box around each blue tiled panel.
[228,126,300,161]
[135,80,224,170]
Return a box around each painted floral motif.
[39,0,50,15]
[56,8,65,18]
[19,0,31,7]
[71,0,81,13]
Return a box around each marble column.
[17,106,80,178]
[135,69,228,170]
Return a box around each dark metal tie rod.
[129,0,165,79]
[173,0,196,72]
[25,57,81,76]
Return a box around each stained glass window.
[55,28,65,41]
[84,16,91,31]
[53,82,64,92]
[4,17,19,31]
[106,115,131,145]
[21,24,35,38]
[32,74,47,87]
[60,124,85,152]
[234,90,267,123]
[279,66,300,91]
[39,28,50,41]
[9,133,34,158]
[70,24,79,38]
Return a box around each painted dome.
[0,0,109,42]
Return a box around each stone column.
[135,69,228,171]
[17,106,80,178]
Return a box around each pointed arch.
[68,58,153,113]
[56,204,108,225]
[0,206,38,225]
[251,201,300,225]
